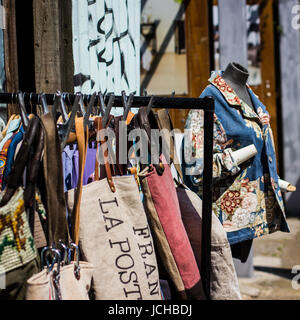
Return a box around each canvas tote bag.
[136,108,204,300]
[26,114,94,300]
[67,116,162,300]
[176,183,242,300]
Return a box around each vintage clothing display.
[183,70,289,245]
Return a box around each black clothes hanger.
[40,93,49,115]
[122,92,134,121]
[98,92,106,117]
[60,93,81,150]
[102,94,115,127]
[78,93,86,117]
[53,91,69,123]
[17,91,29,129]
[83,92,97,131]
[146,95,155,115]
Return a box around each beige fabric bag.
[176,184,242,300]
[26,261,94,300]
[67,117,162,300]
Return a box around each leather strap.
[24,121,44,209]
[94,117,115,192]
[40,112,69,247]
[71,115,88,246]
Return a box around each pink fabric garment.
[145,155,201,290]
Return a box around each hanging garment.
[72,0,140,115]
[67,116,162,300]
[62,143,97,192]
[0,133,17,189]
[2,126,24,190]
[182,70,289,245]
[0,118,20,152]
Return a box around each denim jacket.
[182,71,289,245]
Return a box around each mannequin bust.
[222,62,254,109]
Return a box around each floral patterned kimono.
[182,71,289,245]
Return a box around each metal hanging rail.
[0,92,214,299]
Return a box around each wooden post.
[218,0,248,69]
[218,0,254,278]
[278,0,300,206]
[33,0,73,94]
[185,0,211,97]
[3,0,19,117]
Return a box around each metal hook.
[69,242,81,279]
[147,95,155,115]
[41,247,61,274]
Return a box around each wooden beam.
[259,0,279,164]
[185,0,211,97]
[33,0,73,94]
[3,0,19,117]
[278,0,300,202]
[218,0,248,69]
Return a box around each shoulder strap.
[71,115,88,246]
[40,112,69,247]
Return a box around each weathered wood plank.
[168,0,211,131]
[278,0,300,206]
[33,0,73,94]
[3,0,19,117]
[185,0,211,97]
[218,0,248,69]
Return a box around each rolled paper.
[278,179,296,192]
[232,144,258,165]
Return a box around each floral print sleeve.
[184,109,240,186]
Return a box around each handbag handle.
[40,112,70,247]
[94,117,116,192]
[71,115,89,247]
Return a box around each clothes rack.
[0,92,214,300]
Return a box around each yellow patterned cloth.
[0,188,37,273]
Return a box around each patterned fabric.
[182,70,289,245]
[0,188,37,273]
[0,133,17,190]
[0,118,20,152]
[2,127,24,190]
